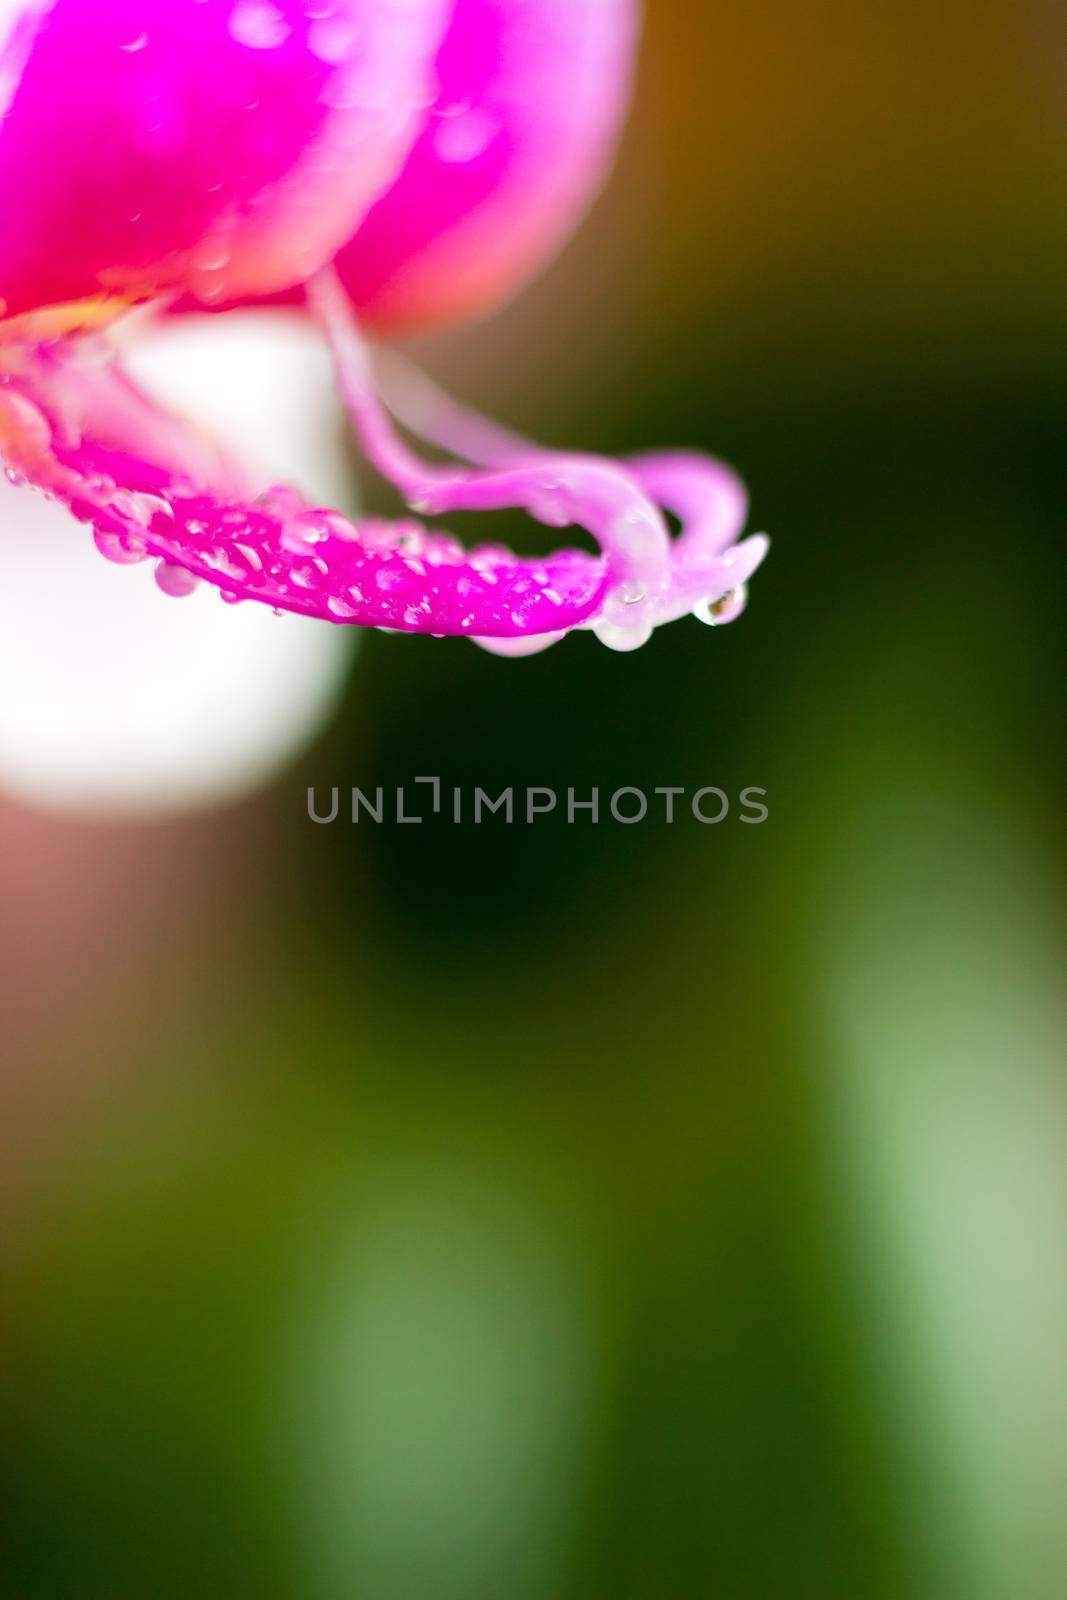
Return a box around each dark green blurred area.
[2,3,1065,1597]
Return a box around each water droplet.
[234,542,263,573]
[289,557,328,590]
[308,14,360,65]
[229,1,290,51]
[108,488,174,530]
[593,618,654,653]
[529,478,571,528]
[281,508,353,552]
[692,586,747,627]
[375,566,405,592]
[208,546,253,584]
[154,560,199,599]
[434,110,497,165]
[259,484,305,518]
[194,239,231,274]
[93,528,148,565]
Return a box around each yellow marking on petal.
[0,294,136,345]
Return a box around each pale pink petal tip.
[0,323,767,653]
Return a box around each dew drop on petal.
[154,559,200,599]
[193,239,231,274]
[474,632,566,659]
[593,617,654,653]
[208,546,254,584]
[308,14,361,67]
[289,556,328,590]
[281,508,354,553]
[228,0,291,51]
[93,528,148,565]
[434,110,498,165]
[108,488,175,531]
[692,586,747,627]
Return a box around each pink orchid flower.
[0,0,768,657]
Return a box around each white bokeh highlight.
[0,311,357,816]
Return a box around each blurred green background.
[2,2,1065,1597]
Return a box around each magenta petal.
[0,341,608,636]
[311,271,673,615]
[627,453,750,559]
[312,288,769,646]
[338,0,641,332]
[0,0,449,321]
[376,357,753,572]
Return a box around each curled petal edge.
[0,305,767,651]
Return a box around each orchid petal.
[376,354,752,562]
[0,339,609,637]
[0,306,358,813]
[0,0,449,323]
[122,308,355,513]
[311,274,768,649]
[0,319,766,648]
[0,474,353,814]
[337,0,641,331]
[311,270,671,614]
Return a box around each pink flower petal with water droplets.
[309,286,769,649]
[0,339,609,637]
[0,0,449,323]
[0,321,767,651]
[0,468,353,815]
[0,0,769,664]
